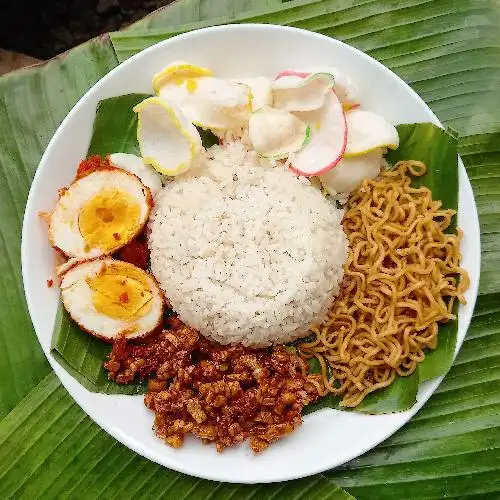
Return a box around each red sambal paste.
[75,155,113,180]
[116,232,150,270]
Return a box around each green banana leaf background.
[1,0,500,498]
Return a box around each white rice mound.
[148,141,348,347]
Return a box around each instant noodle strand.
[300,161,469,407]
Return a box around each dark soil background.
[0,0,175,60]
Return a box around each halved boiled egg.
[61,259,164,341]
[157,77,252,130]
[49,169,152,259]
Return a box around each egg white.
[49,169,151,259]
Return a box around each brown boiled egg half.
[60,259,164,341]
[49,169,152,259]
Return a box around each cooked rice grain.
[148,142,347,347]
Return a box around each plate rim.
[21,23,481,484]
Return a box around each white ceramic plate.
[22,24,480,484]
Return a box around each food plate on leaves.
[22,24,480,483]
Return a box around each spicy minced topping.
[104,316,321,453]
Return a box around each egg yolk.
[79,189,141,252]
[87,263,152,320]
